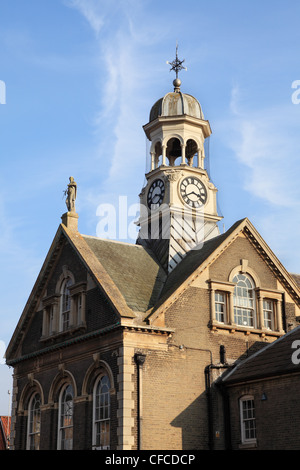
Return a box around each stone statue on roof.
[64,176,77,213]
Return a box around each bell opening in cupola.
[166,138,182,166]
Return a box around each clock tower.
[137,49,222,273]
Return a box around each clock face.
[147,179,165,209]
[180,177,207,208]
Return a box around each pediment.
[146,218,300,325]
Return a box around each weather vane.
[166,43,187,79]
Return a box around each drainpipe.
[135,354,146,450]
[205,345,231,450]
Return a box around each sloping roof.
[6,216,300,363]
[0,416,11,450]
[69,218,300,323]
[291,273,300,288]
[223,325,300,385]
[160,219,244,300]
[82,236,166,313]
[146,217,300,324]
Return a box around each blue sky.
[1,0,300,414]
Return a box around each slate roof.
[6,217,300,363]
[81,218,300,319]
[291,273,300,287]
[159,219,244,301]
[223,325,300,385]
[82,236,166,313]
[81,220,245,316]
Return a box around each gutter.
[6,322,121,366]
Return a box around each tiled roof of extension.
[222,325,300,385]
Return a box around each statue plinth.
[61,211,79,231]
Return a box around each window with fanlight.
[233,274,256,328]
[27,393,41,450]
[93,375,111,450]
[58,384,74,450]
[210,264,284,335]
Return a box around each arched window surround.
[18,379,44,450]
[41,267,86,339]
[48,369,76,451]
[57,383,74,450]
[209,259,284,335]
[27,392,41,450]
[92,374,111,450]
[232,273,256,328]
[82,360,114,450]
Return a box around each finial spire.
[166,43,187,92]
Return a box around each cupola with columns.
[137,47,222,273]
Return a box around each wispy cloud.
[65,0,168,205]
[65,0,106,36]
[227,85,300,208]
[220,84,300,272]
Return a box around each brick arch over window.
[18,378,44,413]
[82,359,115,397]
[55,267,75,295]
[48,369,77,404]
[228,260,261,287]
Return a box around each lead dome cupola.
[149,78,204,122]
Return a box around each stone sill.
[238,440,257,449]
[40,323,87,343]
[211,321,283,338]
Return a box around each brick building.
[5,60,300,450]
[221,323,300,450]
[0,416,11,450]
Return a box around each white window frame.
[27,393,41,450]
[92,375,111,450]
[240,395,256,444]
[263,298,275,330]
[233,274,256,328]
[57,384,74,450]
[215,291,226,323]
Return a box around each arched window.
[58,384,74,450]
[27,393,41,450]
[233,274,256,327]
[93,375,111,450]
[60,278,73,331]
